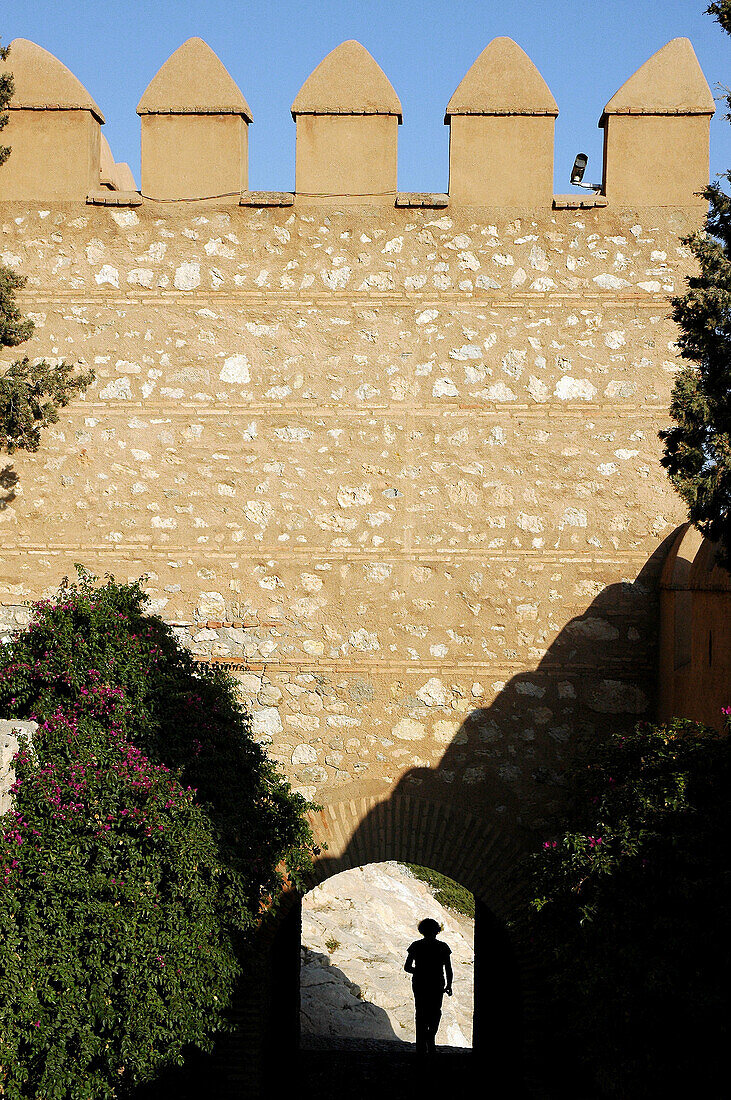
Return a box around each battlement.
[0,34,714,208]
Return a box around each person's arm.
[444,956,453,995]
[404,947,415,974]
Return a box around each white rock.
[516,512,543,534]
[174,262,201,290]
[432,719,461,743]
[274,426,312,442]
[219,354,250,384]
[110,210,139,228]
[286,714,321,732]
[196,591,226,618]
[244,500,273,527]
[433,378,459,398]
[95,265,119,287]
[237,673,263,695]
[416,677,449,707]
[485,382,516,402]
[589,680,648,714]
[449,345,482,361]
[527,376,549,402]
[337,486,372,508]
[528,244,549,270]
[127,268,154,288]
[392,718,425,741]
[292,743,318,766]
[592,273,631,290]
[322,266,352,289]
[99,377,132,400]
[252,707,283,738]
[560,507,588,528]
[554,376,597,401]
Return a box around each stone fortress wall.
[0,34,718,866]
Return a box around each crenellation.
[0,36,715,208]
[600,38,714,207]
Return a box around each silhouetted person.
[405,918,453,1055]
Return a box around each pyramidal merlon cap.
[137,37,252,120]
[291,40,402,121]
[4,38,104,123]
[603,37,714,117]
[445,37,557,120]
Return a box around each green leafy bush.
[524,716,731,1098]
[659,0,731,566]
[0,570,314,1098]
[402,865,475,919]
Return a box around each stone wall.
[0,198,695,837]
[0,719,36,816]
[1,31,719,1091]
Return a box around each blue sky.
[4,0,730,193]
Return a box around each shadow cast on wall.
[253,534,676,1094]
[0,465,18,511]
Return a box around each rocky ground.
[300,861,474,1047]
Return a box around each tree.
[660,2,731,567]
[0,571,315,1098]
[0,38,93,454]
[524,717,731,1098]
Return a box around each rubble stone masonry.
[0,199,696,837]
[1,34,721,1080]
[0,31,717,877]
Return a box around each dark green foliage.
[0,264,33,349]
[660,4,731,566]
[707,1,731,36]
[403,864,475,919]
[0,40,93,452]
[524,717,731,1098]
[1,38,12,168]
[0,358,95,453]
[0,570,315,1098]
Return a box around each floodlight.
[570,152,602,192]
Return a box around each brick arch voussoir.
[300,793,528,920]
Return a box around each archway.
[300,861,475,1049]
[251,792,532,1096]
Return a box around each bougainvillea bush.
[0,571,314,1099]
[525,716,731,1099]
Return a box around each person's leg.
[414,994,428,1055]
[425,989,444,1054]
[433,989,446,1052]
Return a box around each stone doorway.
[300,861,475,1050]
[262,865,522,1098]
